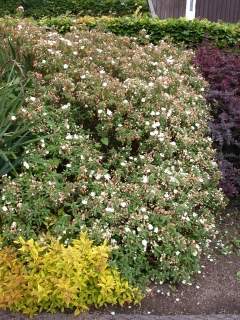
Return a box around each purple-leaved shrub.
[195,43,240,197]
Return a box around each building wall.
[153,0,186,19]
[196,0,240,23]
[152,0,240,23]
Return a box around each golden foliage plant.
[0,233,142,316]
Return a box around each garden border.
[0,312,240,320]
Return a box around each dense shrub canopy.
[0,20,225,286]
[0,0,148,18]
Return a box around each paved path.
[1,312,240,320]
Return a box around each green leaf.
[100,137,109,146]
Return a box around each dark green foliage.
[0,0,148,18]
[76,16,240,48]
[37,16,240,48]
[0,40,36,176]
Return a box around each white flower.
[61,103,71,110]
[150,130,158,136]
[152,122,160,128]
[23,161,30,169]
[154,227,158,233]
[81,75,86,79]
[30,96,36,102]
[98,109,103,114]
[106,109,112,116]
[2,206,7,212]
[211,161,217,167]
[148,224,153,231]
[166,58,174,64]
[120,202,127,208]
[104,174,111,181]
[66,163,72,168]
[63,64,69,69]
[11,221,17,229]
[142,175,149,184]
[95,173,102,180]
[102,82,107,87]
[141,97,146,103]
[176,251,180,256]
[111,239,117,245]
[11,115,16,121]
[142,239,148,247]
[81,199,88,205]
[192,250,198,257]
[42,59,46,64]
[66,133,72,140]
[125,227,131,232]
[17,6,24,12]
[123,99,128,104]
[140,207,146,212]
[106,207,114,213]
[90,192,96,197]
[167,110,172,118]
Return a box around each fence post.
[148,0,158,17]
[185,0,196,19]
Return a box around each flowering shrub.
[0,0,147,18]
[0,233,141,316]
[195,44,240,197]
[0,20,225,286]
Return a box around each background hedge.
[0,0,148,18]
[74,16,240,48]
[36,15,240,48]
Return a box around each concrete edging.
[1,312,240,320]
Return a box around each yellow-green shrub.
[0,233,142,316]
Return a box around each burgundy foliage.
[195,44,240,197]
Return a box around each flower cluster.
[0,20,225,286]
